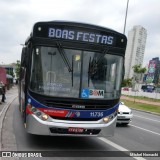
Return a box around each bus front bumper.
[26,114,117,136]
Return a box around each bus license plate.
[68,128,84,133]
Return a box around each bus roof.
[33,20,123,34]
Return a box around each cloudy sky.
[0,0,159,66]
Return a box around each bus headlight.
[41,114,49,121]
[103,117,109,123]
[36,111,42,117]
[28,105,49,121]
[103,111,117,123]
[31,107,37,113]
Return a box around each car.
[141,85,155,93]
[122,87,129,91]
[117,102,133,125]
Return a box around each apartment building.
[124,25,147,79]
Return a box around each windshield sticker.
[38,82,71,93]
[81,89,104,99]
[81,89,90,98]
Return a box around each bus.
[19,21,127,136]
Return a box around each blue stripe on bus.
[27,94,119,118]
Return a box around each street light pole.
[123,0,129,34]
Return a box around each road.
[108,110,160,151]
[1,96,160,160]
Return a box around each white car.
[117,102,133,125]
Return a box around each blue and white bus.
[19,21,127,136]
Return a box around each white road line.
[98,137,146,160]
[134,115,160,123]
[129,124,160,136]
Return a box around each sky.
[0,0,160,66]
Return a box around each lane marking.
[129,124,160,136]
[98,137,146,160]
[134,115,160,123]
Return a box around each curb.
[0,96,18,151]
[121,96,160,106]
[121,97,160,116]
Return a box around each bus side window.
[19,67,26,92]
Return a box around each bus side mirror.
[20,67,25,80]
[21,47,31,67]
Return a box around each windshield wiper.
[88,48,109,87]
[56,42,73,72]
[89,48,109,74]
[56,42,73,86]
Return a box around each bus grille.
[43,100,110,110]
[50,116,100,121]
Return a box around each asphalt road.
[108,110,160,151]
[1,97,160,160]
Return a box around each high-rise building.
[124,25,147,79]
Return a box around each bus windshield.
[30,46,123,99]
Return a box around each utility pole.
[123,0,129,34]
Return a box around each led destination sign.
[48,28,114,45]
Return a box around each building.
[0,67,7,84]
[124,25,147,79]
[0,63,16,88]
[145,57,160,84]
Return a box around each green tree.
[121,78,132,87]
[132,64,147,82]
[15,60,21,79]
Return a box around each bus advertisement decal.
[38,108,68,117]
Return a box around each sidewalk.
[0,86,18,157]
[121,95,160,106]
[0,86,18,113]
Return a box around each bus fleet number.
[90,112,103,117]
